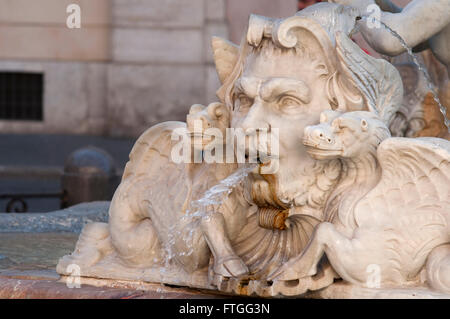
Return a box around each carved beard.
[250,159,341,212]
[250,173,288,209]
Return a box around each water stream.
[360,16,450,132]
[164,164,256,266]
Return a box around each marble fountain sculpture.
[57,2,450,298]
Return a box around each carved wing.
[371,137,450,211]
[355,137,450,275]
[336,32,403,124]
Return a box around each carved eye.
[332,118,342,130]
[235,94,253,112]
[361,119,369,131]
[332,118,350,133]
[278,96,301,111]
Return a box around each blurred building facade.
[0,0,297,137]
[0,0,413,138]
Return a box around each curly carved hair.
[217,15,363,115]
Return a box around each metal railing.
[0,192,68,213]
[0,147,120,214]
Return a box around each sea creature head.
[303,110,391,160]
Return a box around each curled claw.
[268,264,300,282]
[214,255,249,278]
[267,255,316,281]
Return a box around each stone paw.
[268,258,317,281]
[214,255,249,278]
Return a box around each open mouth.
[303,137,342,158]
[302,139,320,148]
[244,149,273,164]
[252,156,277,175]
[304,145,342,158]
[302,137,340,151]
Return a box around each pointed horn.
[211,36,240,84]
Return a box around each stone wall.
[107,0,229,137]
[0,0,233,137]
[0,60,108,135]
[0,0,110,61]
[0,0,110,135]
[0,0,296,137]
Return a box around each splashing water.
[163,164,257,267]
[190,164,256,212]
[360,16,450,133]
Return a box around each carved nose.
[306,127,334,144]
[314,128,333,143]
[240,101,269,132]
[187,115,211,131]
[201,117,212,129]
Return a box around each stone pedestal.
[0,203,448,299]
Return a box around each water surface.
[0,232,78,270]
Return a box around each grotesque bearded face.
[230,39,335,209]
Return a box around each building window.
[0,72,44,121]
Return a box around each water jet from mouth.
[359,16,450,133]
